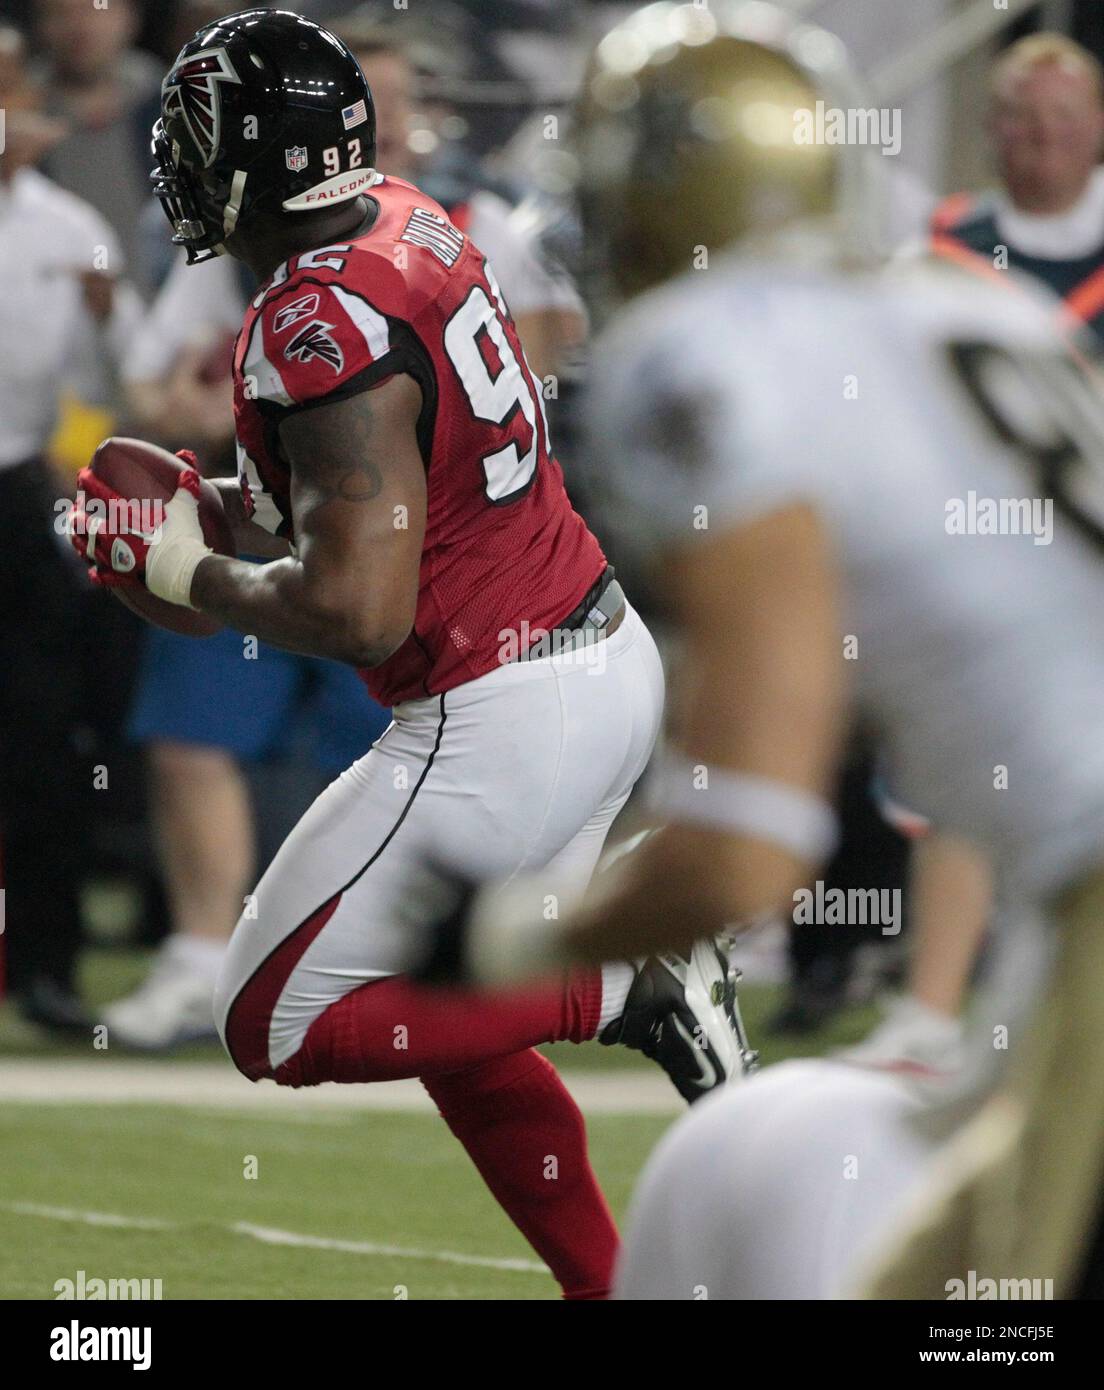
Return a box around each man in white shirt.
[0,24,142,1029]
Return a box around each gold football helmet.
[574,0,882,305]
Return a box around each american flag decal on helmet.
[342,98,368,131]
[163,46,242,169]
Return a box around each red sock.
[274,971,602,1085]
[272,974,613,1297]
[424,1049,617,1299]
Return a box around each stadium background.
[1,0,1101,1300]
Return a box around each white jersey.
[589,254,1104,899]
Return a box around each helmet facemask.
[150,117,234,264]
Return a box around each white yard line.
[0,1058,681,1115]
[1,1201,547,1275]
[229,1222,546,1273]
[5,1203,172,1231]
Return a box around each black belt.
[516,567,627,662]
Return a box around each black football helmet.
[152,8,379,264]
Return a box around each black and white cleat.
[599,938,759,1104]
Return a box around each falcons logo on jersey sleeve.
[283,320,345,373]
[162,47,241,168]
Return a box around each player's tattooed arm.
[190,374,427,665]
[285,392,386,511]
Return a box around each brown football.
[88,437,236,637]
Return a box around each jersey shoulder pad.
[241,258,402,410]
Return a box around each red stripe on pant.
[223,892,343,1080]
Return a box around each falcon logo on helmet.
[284,320,345,374]
[162,46,241,169]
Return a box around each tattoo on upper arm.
[281,392,385,511]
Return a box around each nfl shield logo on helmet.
[285,146,308,172]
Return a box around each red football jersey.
[232,175,605,706]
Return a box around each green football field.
[0,949,879,1300]
[0,1104,670,1301]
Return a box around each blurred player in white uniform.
[418,2,1104,1299]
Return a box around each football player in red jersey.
[68,9,749,1298]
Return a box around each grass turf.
[0,1103,671,1300]
[0,949,881,1299]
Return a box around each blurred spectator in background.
[336,11,586,380]
[0,23,143,1030]
[933,34,1104,346]
[32,0,162,295]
